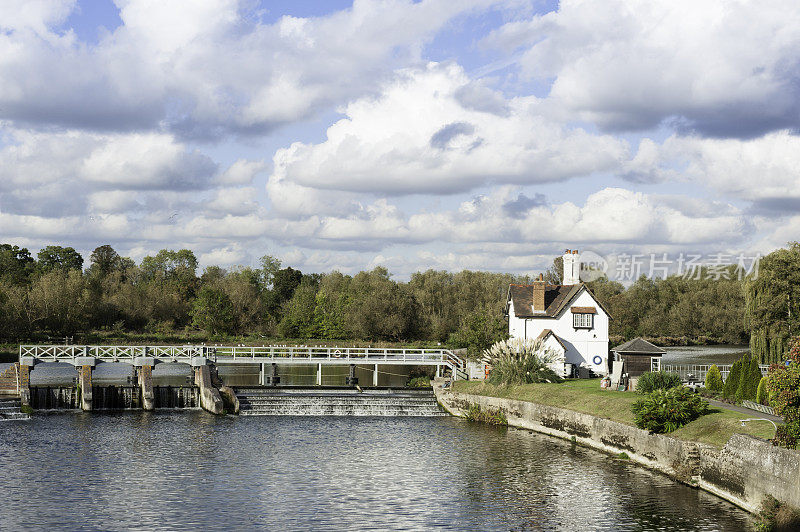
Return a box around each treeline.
[0,244,522,350]
[1,242,797,359]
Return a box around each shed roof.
[612,337,666,355]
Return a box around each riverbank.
[437,381,799,513]
[452,380,775,446]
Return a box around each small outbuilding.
[611,338,666,377]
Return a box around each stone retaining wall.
[436,387,800,513]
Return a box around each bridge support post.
[193,362,224,415]
[78,364,93,411]
[373,364,379,387]
[346,364,358,386]
[316,363,322,386]
[270,363,279,386]
[137,365,154,411]
[436,364,441,379]
[18,358,33,407]
[259,363,265,386]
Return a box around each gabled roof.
[612,337,666,355]
[536,328,566,350]
[507,282,612,320]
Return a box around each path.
[707,398,783,423]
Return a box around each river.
[0,413,751,530]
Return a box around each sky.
[1,0,799,279]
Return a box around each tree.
[28,269,89,334]
[705,364,724,392]
[264,267,303,322]
[723,359,742,399]
[447,311,508,358]
[766,337,800,448]
[544,256,563,285]
[746,242,800,363]
[277,280,318,338]
[0,244,35,284]
[191,287,235,336]
[259,255,282,290]
[88,245,121,276]
[37,246,84,273]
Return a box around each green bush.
[705,364,724,392]
[464,403,508,425]
[747,358,765,400]
[407,376,431,388]
[773,420,800,450]
[757,376,770,405]
[484,338,563,386]
[635,371,681,394]
[735,356,763,402]
[723,360,742,399]
[632,386,709,433]
[755,496,800,532]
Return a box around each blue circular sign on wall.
[592,356,602,365]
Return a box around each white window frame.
[651,357,661,372]
[572,313,593,329]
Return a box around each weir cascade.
[0,396,29,420]
[235,387,446,416]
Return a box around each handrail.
[18,344,465,369]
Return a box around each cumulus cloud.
[267,63,628,201]
[484,0,800,137]
[623,130,800,211]
[0,129,219,192]
[0,0,500,137]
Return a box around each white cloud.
[0,0,500,136]
[484,0,800,137]
[624,130,800,209]
[268,62,628,202]
[0,129,218,192]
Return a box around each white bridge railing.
[19,345,467,377]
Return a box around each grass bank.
[453,379,776,448]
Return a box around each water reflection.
[0,415,751,530]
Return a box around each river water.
[0,413,751,531]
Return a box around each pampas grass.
[483,337,564,385]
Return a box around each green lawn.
[453,379,777,448]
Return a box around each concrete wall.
[436,387,800,513]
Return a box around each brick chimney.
[532,273,546,312]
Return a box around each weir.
[15,344,466,416]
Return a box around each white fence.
[661,363,771,383]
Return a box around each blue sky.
[1,0,799,278]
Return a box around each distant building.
[505,250,611,376]
[611,338,666,377]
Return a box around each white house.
[505,250,611,376]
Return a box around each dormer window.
[571,306,597,329]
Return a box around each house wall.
[619,354,661,377]
[509,288,609,374]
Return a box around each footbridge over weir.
[15,345,467,412]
